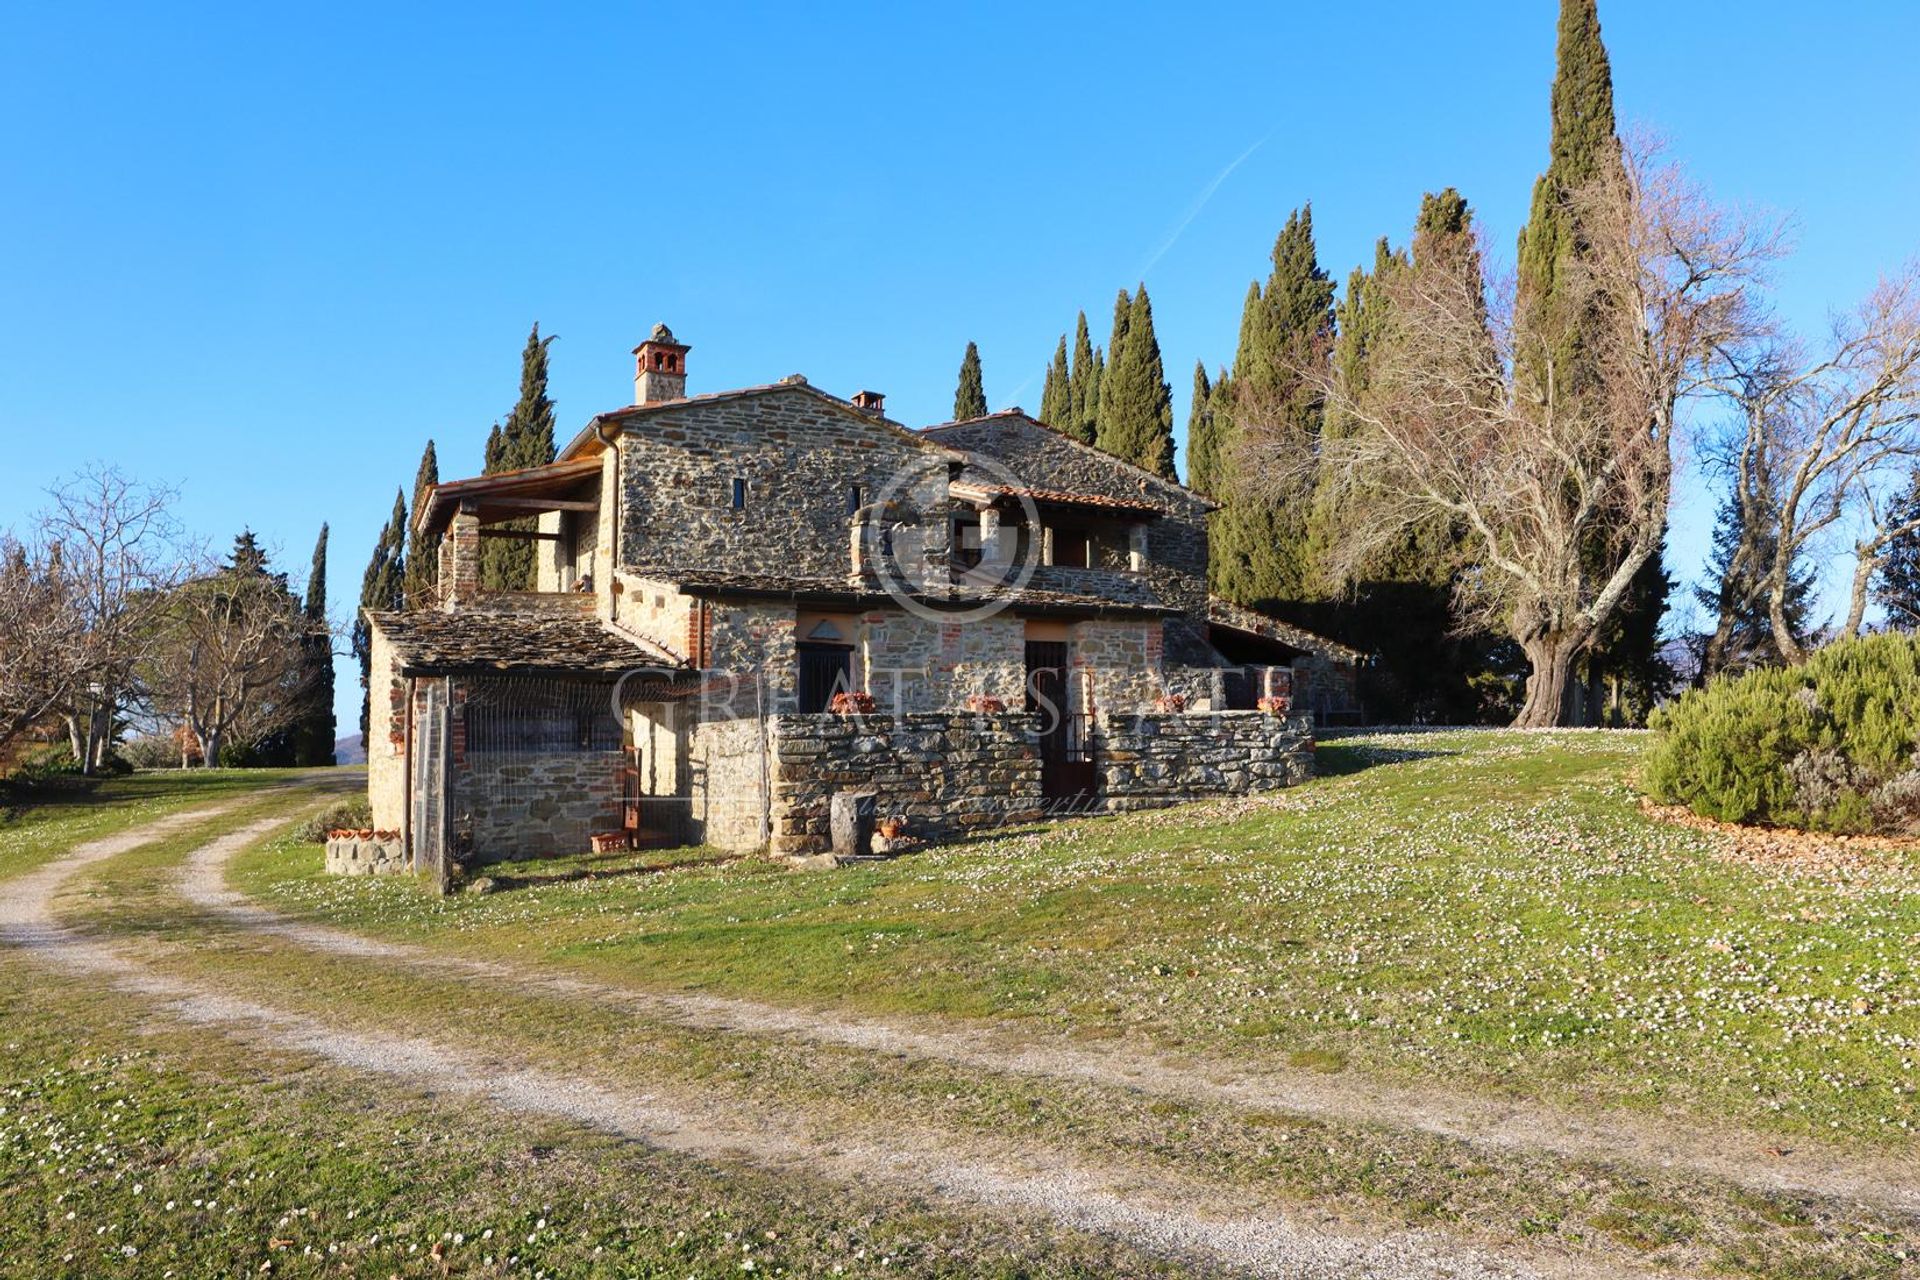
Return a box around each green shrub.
[294,796,373,843]
[1644,632,1920,833]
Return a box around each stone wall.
[765,713,1045,855]
[453,749,626,862]
[1096,712,1314,811]
[617,385,956,580]
[688,715,770,850]
[325,836,410,876]
[758,709,1315,857]
[366,628,409,833]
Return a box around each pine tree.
[1094,285,1174,477]
[403,439,440,607]
[1698,495,1813,675]
[1210,206,1335,609]
[953,341,987,420]
[353,491,408,741]
[1038,336,1072,429]
[1065,312,1099,444]
[481,324,558,590]
[1515,0,1668,723]
[1875,469,1920,631]
[1184,361,1220,496]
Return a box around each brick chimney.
[441,504,482,608]
[851,389,886,416]
[632,323,690,404]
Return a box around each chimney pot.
[852,389,886,416]
[632,324,691,404]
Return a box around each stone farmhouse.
[355,325,1361,875]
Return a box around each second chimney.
[633,323,690,404]
[851,389,886,416]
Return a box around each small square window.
[731,478,747,510]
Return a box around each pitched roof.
[626,568,1177,619]
[920,409,1219,512]
[950,482,1164,517]
[413,458,603,536]
[1206,596,1366,664]
[556,379,969,465]
[365,601,686,676]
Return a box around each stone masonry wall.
[762,709,1315,857]
[766,713,1045,855]
[366,627,409,833]
[454,749,625,862]
[617,386,955,580]
[689,716,770,851]
[1096,712,1314,812]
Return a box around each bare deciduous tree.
[1243,140,1775,726]
[1720,271,1920,664]
[39,465,189,772]
[141,559,315,767]
[0,534,89,759]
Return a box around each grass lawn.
[0,772,1210,1279]
[0,768,313,881]
[235,731,1920,1143]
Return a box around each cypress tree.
[1184,361,1220,497]
[1096,285,1175,477]
[1515,0,1622,385]
[953,341,987,420]
[291,523,336,766]
[1065,312,1098,444]
[1038,336,1072,429]
[353,491,407,741]
[482,324,558,590]
[403,439,439,607]
[1515,0,1668,723]
[1210,206,1335,609]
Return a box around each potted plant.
[1257,694,1291,715]
[828,690,877,715]
[1153,692,1188,714]
[877,815,907,839]
[965,694,1006,714]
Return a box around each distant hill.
[333,733,366,765]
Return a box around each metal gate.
[410,680,450,892]
[1025,642,1096,805]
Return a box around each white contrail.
[1135,129,1276,280]
[993,131,1272,413]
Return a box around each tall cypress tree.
[953,341,987,420]
[1039,336,1072,428]
[1095,285,1175,477]
[1211,206,1335,609]
[403,439,439,607]
[1184,361,1220,496]
[1515,0,1668,723]
[1065,312,1099,444]
[482,324,558,590]
[292,524,336,766]
[353,491,407,742]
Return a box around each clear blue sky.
[3,2,1917,738]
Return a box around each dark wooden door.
[797,643,853,714]
[1025,641,1094,803]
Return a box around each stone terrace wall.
[762,709,1315,857]
[1096,712,1314,812]
[767,713,1045,855]
[454,749,625,862]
